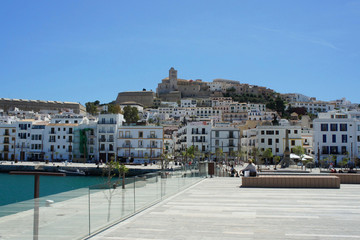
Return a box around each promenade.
[90,177,360,240]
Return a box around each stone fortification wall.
[115,91,155,108]
[0,98,85,114]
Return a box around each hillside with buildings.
[1,67,359,168]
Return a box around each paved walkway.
[90,177,360,240]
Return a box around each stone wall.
[0,99,86,114]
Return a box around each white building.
[181,99,197,108]
[210,124,240,159]
[97,114,125,162]
[117,126,164,163]
[292,101,335,114]
[0,122,16,161]
[176,121,212,154]
[256,125,303,157]
[282,93,312,103]
[313,111,360,165]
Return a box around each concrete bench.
[241,175,340,188]
[331,173,360,184]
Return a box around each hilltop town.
[0,67,359,168]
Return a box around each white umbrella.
[290,153,300,159]
[301,154,313,161]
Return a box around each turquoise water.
[0,173,105,206]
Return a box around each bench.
[241,175,340,188]
[331,173,360,184]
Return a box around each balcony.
[99,138,106,142]
[147,144,158,148]
[49,131,56,134]
[98,120,117,124]
[4,132,10,136]
[147,135,157,139]
[108,139,114,142]
[3,140,10,144]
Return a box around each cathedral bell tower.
[169,67,178,90]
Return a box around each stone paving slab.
[90,178,360,240]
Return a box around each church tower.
[169,67,178,90]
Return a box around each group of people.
[230,160,257,177]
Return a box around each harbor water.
[0,173,105,207]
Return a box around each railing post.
[88,188,91,236]
[133,176,136,213]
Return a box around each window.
[215,131,219,137]
[358,125,360,131]
[276,148,279,153]
[342,135,347,143]
[268,139,272,145]
[275,131,279,135]
[276,138,279,143]
[139,132,143,138]
[119,131,123,138]
[261,138,265,143]
[321,124,328,131]
[261,131,265,135]
[332,135,336,143]
[323,135,327,143]
[294,130,298,134]
[358,136,360,142]
[341,146,347,155]
[340,124,347,131]
[322,146,329,154]
[330,124,338,131]
[266,131,274,135]
[291,140,295,146]
[330,146,338,154]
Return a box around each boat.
[58,168,86,176]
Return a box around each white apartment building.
[256,125,303,157]
[313,111,360,165]
[117,126,163,163]
[282,93,312,103]
[292,101,335,114]
[181,99,197,108]
[211,97,234,107]
[210,124,240,158]
[176,121,212,154]
[98,114,125,162]
[43,123,76,162]
[0,123,16,161]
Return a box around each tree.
[160,153,171,170]
[123,106,139,123]
[107,104,122,114]
[274,156,281,167]
[102,158,128,222]
[85,101,99,115]
[262,148,273,165]
[250,147,261,165]
[292,146,305,164]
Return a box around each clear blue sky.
[1,0,359,105]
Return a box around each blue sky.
[1,0,359,105]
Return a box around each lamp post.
[9,171,65,240]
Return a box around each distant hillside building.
[0,98,86,115]
[157,67,210,101]
[115,91,156,108]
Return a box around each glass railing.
[0,164,207,240]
